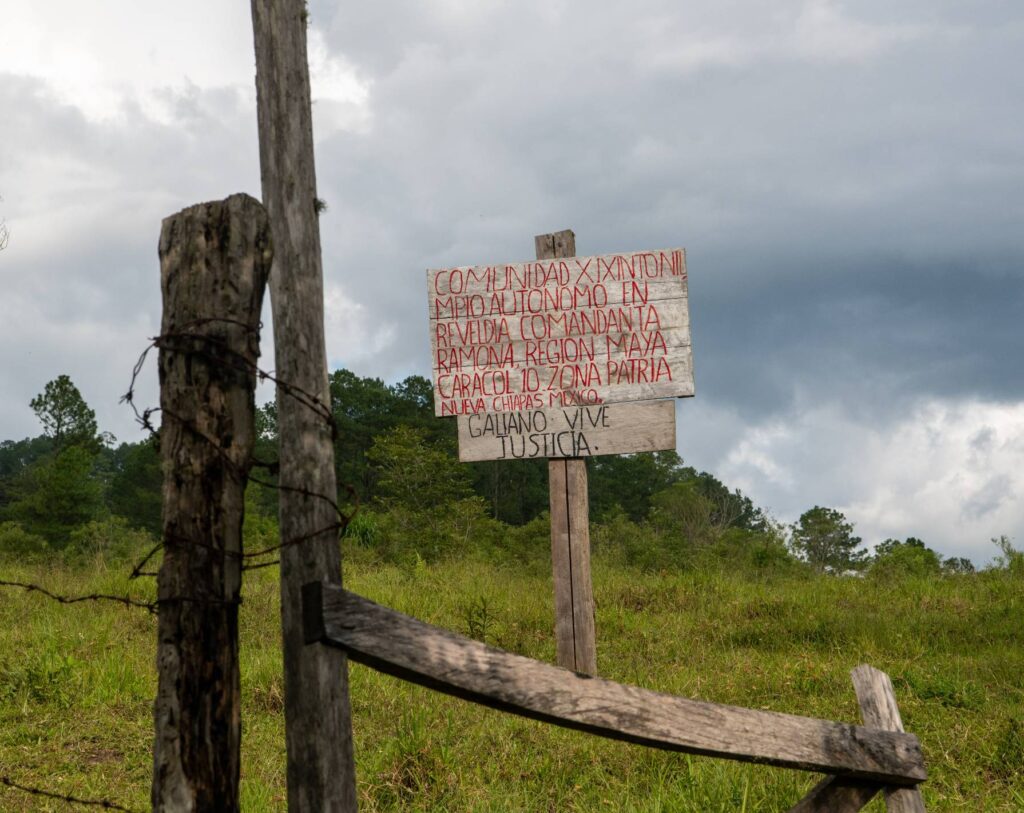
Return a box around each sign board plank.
[434,334,691,378]
[428,250,686,297]
[431,309,691,356]
[456,400,676,462]
[437,353,693,416]
[426,248,693,416]
[430,278,687,318]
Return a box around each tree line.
[0,371,1006,577]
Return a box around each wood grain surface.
[426,247,693,416]
[852,665,928,812]
[305,585,929,785]
[456,400,676,461]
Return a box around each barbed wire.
[0,775,137,812]
[0,319,355,610]
[0,580,156,613]
[0,316,357,809]
[123,322,336,439]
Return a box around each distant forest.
[0,370,1003,578]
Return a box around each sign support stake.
[538,230,598,675]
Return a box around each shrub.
[703,527,801,574]
[941,556,975,575]
[66,516,156,564]
[593,509,680,571]
[491,511,550,568]
[0,521,50,559]
[992,535,1024,578]
[869,538,942,580]
[369,497,503,564]
[4,445,105,546]
[344,510,381,548]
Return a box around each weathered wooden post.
[251,0,358,809]
[852,665,927,813]
[152,194,270,812]
[537,230,597,675]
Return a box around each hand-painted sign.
[426,249,693,417]
[456,400,676,462]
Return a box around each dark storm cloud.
[308,0,1024,427]
[2,0,1022,559]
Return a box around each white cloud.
[308,29,372,138]
[0,2,256,123]
[792,0,929,61]
[324,286,397,369]
[708,396,1024,563]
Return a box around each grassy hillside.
[1,549,1022,811]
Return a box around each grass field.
[1,549,1022,811]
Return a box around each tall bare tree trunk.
[152,193,270,812]
[250,1,359,809]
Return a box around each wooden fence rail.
[303,583,927,810]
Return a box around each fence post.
[251,0,359,808]
[152,194,270,812]
[852,665,927,813]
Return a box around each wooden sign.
[457,400,676,462]
[426,249,693,417]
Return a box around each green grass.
[1,551,1022,811]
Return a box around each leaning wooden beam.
[852,665,928,812]
[304,584,927,785]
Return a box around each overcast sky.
[1,1,1022,563]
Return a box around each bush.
[992,535,1024,578]
[942,556,975,575]
[368,498,504,564]
[344,510,381,548]
[3,445,106,547]
[0,521,50,559]
[593,509,683,572]
[702,527,801,574]
[66,516,156,564]
[870,538,942,580]
[490,512,550,568]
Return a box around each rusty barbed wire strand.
[0,316,360,805]
[0,580,157,613]
[123,321,337,437]
[2,320,356,614]
[0,775,138,811]
[129,539,164,580]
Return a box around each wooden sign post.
[538,230,596,675]
[425,230,693,675]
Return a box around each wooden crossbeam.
[303,583,927,786]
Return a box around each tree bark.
[152,193,270,812]
[250,1,358,809]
